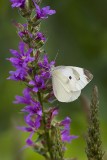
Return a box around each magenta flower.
[14,88,31,105]
[38,55,55,79]
[10,0,25,8]
[38,54,55,70]
[18,24,33,39]
[61,130,78,143]
[60,117,71,129]
[22,101,42,116]
[60,117,78,143]
[36,32,46,42]
[7,42,34,81]
[8,42,34,69]
[17,115,41,136]
[14,88,42,116]
[29,75,45,92]
[8,68,27,81]
[17,114,42,147]
[35,3,56,19]
[26,133,35,147]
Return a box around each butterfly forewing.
[52,66,93,92]
[51,66,93,103]
[52,74,81,102]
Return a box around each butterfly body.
[51,66,93,103]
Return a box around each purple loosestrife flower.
[8,42,34,69]
[18,30,32,38]
[14,88,31,105]
[25,114,41,130]
[29,75,45,92]
[18,24,33,39]
[46,107,59,129]
[60,117,78,143]
[36,32,46,42]
[17,115,42,145]
[8,42,34,81]
[38,55,55,70]
[14,88,42,116]
[34,3,56,19]
[61,130,78,143]
[8,69,27,81]
[22,101,42,116]
[60,117,71,129]
[17,115,41,132]
[38,55,55,79]
[10,0,25,8]
[26,132,35,147]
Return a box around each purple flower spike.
[34,3,56,19]
[10,0,25,8]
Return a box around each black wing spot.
[69,76,72,80]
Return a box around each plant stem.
[37,92,54,160]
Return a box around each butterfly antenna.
[54,50,59,62]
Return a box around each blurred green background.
[0,0,107,159]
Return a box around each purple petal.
[26,132,34,146]
[33,87,38,92]
[9,49,19,56]
[19,41,25,54]
[29,80,35,85]
[61,117,71,129]
[17,126,33,132]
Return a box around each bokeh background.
[0,0,107,160]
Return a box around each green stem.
[37,92,54,160]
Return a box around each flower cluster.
[8,0,77,159]
[7,42,34,81]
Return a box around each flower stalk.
[86,86,104,160]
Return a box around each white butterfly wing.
[52,74,81,102]
[69,66,93,91]
[52,66,93,92]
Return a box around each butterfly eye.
[69,76,72,80]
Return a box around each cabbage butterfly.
[51,66,93,102]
